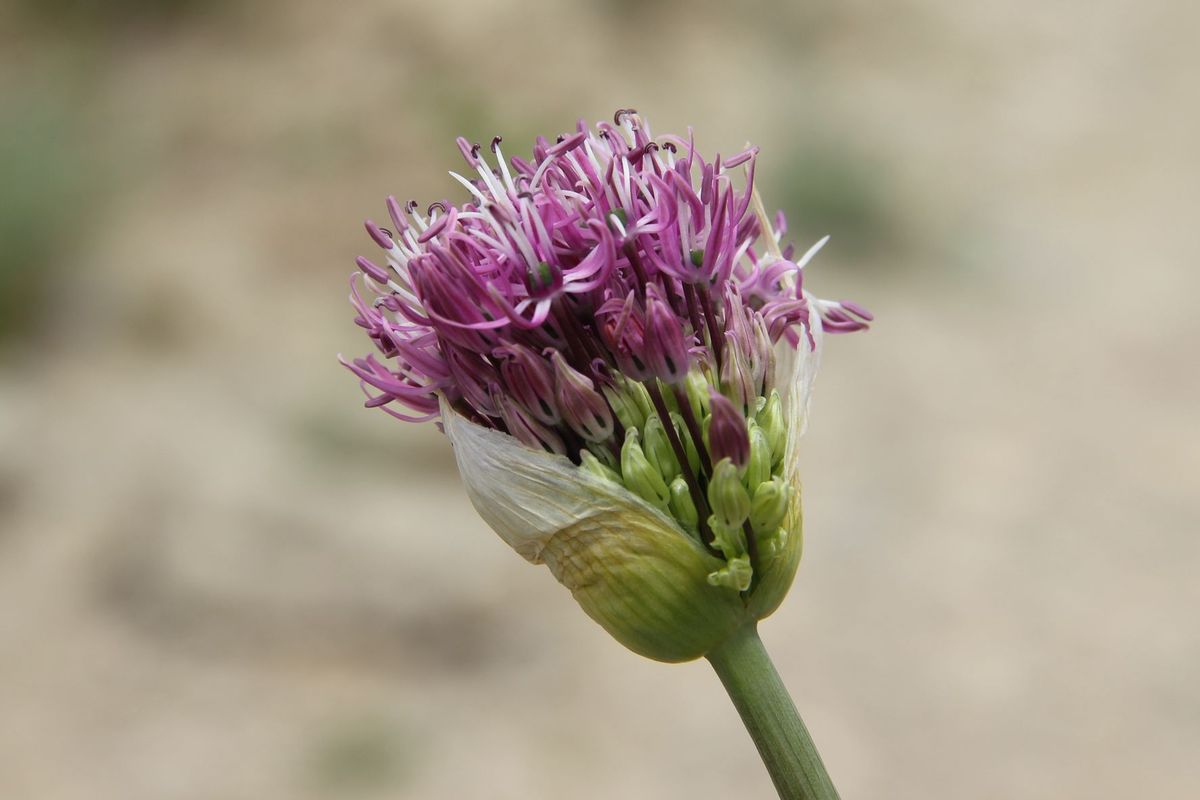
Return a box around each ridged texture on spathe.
[540,515,745,662]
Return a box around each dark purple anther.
[708,389,751,468]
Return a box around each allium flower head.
[342,110,870,661]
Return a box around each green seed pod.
[621,428,671,511]
[668,476,699,533]
[708,458,752,529]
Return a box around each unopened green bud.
[621,429,671,510]
[707,457,751,528]
[643,413,680,482]
[707,555,753,592]
[720,335,755,416]
[586,440,621,470]
[759,390,786,466]
[603,377,654,432]
[749,478,790,535]
[627,379,655,426]
[671,412,701,475]
[684,369,711,420]
[709,517,748,561]
[668,477,699,533]
[580,449,622,484]
[745,423,772,489]
[758,526,789,560]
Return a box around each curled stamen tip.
[490,135,503,152]
[661,141,677,153]
[405,199,419,213]
[427,200,448,216]
[614,107,638,124]
[365,220,395,249]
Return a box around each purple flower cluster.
[343,110,869,456]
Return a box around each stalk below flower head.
[342,110,870,662]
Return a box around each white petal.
[774,302,825,482]
[441,398,681,562]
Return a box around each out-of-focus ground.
[1,1,1197,798]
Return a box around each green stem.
[705,624,840,800]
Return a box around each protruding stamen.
[614,107,638,125]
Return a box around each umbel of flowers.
[343,110,870,662]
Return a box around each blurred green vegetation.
[768,142,896,259]
[15,0,216,32]
[305,715,413,796]
[0,95,87,347]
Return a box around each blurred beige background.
[1,1,1197,798]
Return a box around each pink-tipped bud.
[597,291,652,381]
[495,344,560,425]
[643,284,691,383]
[549,351,614,443]
[708,389,750,468]
[446,347,500,418]
[495,391,567,456]
[720,331,755,416]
